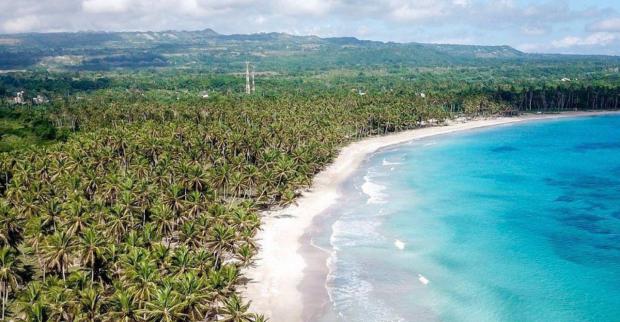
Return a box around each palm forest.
[0,30,619,321]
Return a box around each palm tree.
[14,281,44,319]
[177,272,213,320]
[205,224,236,269]
[170,246,193,277]
[252,314,269,322]
[105,205,131,243]
[78,228,105,282]
[46,282,75,321]
[163,184,185,214]
[107,290,139,322]
[77,287,102,321]
[151,202,176,238]
[0,247,23,319]
[24,216,47,282]
[43,231,76,282]
[180,222,202,249]
[0,200,23,249]
[219,294,253,322]
[141,285,186,322]
[63,199,91,236]
[19,300,48,322]
[126,259,158,307]
[234,243,255,268]
[41,198,62,231]
[184,191,204,219]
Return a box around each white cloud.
[588,17,620,32]
[82,0,130,13]
[521,25,549,36]
[255,15,266,25]
[516,43,544,52]
[452,0,470,8]
[2,15,41,33]
[193,0,258,14]
[273,0,333,16]
[430,36,475,45]
[552,32,617,48]
[357,25,370,36]
[387,0,448,22]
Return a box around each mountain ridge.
[0,28,618,71]
[1,28,522,52]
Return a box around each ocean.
[316,115,620,322]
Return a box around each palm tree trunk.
[2,283,6,321]
[1,280,5,320]
[37,256,44,283]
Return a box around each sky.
[1,0,620,55]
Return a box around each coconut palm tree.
[219,295,253,322]
[78,228,106,282]
[126,259,158,306]
[19,300,48,322]
[41,198,63,232]
[107,290,139,322]
[46,278,75,321]
[63,200,91,236]
[77,286,103,321]
[42,231,76,282]
[205,224,236,269]
[177,272,213,320]
[141,285,185,322]
[151,202,176,238]
[0,247,23,319]
[234,244,255,268]
[0,200,23,249]
[14,281,44,319]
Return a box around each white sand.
[242,111,618,322]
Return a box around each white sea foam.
[361,175,387,204]
[394,239,406,250]
[330,218,385,248]
[418,274,430,285]
[326,256,407,322]
[382,158,402,166]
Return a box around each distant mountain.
[0,28,617,71]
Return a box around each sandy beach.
[242,111,619,322]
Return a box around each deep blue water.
[317,115,620,322]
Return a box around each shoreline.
[242,111,619,322]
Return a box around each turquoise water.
[318,115,620,322]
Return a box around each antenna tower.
[245,61,251,94]
[251,65,256,93]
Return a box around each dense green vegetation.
[0,29,618,321]
[0,106,68,152]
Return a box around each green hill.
[0,29,575,72]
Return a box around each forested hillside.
[1,29,619,71]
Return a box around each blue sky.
[1,0,620,55]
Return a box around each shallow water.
[316,115,620,322]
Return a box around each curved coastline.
[242,111,620,322]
